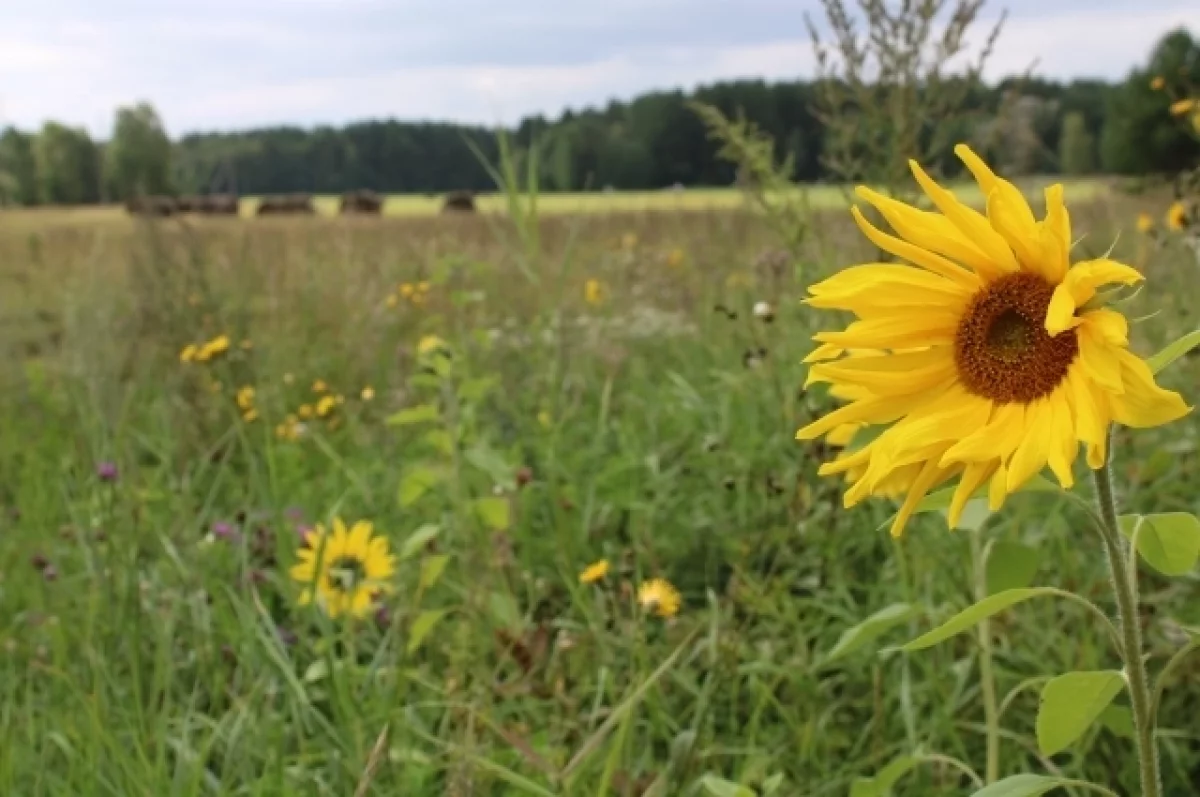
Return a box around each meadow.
[0,177,1197,797]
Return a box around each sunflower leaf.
[886,474,1060,532]
[419,554,450,591]
[472,496,511,530]
[386,403,441,426]
[398,465,445,507]
[1147,329,1200,375]
[1036,670,1125,756]
[400,524,442,560]
[901,588,1057,651]
[849,753,920,797]
[822,603,919,665]
[1118,513,1200,576]
[968,774,1095,797]
[407,609,449,655]
[986,541,1041,595]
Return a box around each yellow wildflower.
[289,518,396,619]
[1169,98,1197,117]
[579,560,609,584]
[361,386,376,401]
[298,404,314,420]
[637,578,681,618]
[1136,213,1155,234]
[584,279,606,306]
[316,395,338,418]
[1167,201,1189,231]
[312,379,328,394]
[1150,76,1165,91]
[236,386,256,411]
[179,344,198,363]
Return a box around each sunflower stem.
[1092,441,1161,797]
[970,530,1001,784]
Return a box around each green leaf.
[823,603,919,664]
[760,774,784,795]
[986,541,1041,595]
[1036,670,1125,756]
[1118,513,1200,576]
[398,465,444,507]
[849,754,919,797]
[969,774,1077,797]
[698,775,756,797]
[465,444,516,491]
[386,403,441,426]
[1098,705,1135,739]
[902,588,1055,651]
[944,498,993,532]
[419,554,450,591]
[488,591,523,630]
[407,609,449,654]
[422,429,455,456]
[400,523,442,560]
[472,496,511,530]
[1147,329,1200,374]
[459,376,498,403]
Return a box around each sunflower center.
[954,272,1078,404]
[326,556,366,593]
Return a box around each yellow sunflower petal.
[1109,350,1190,429]
[813,312,960,351]
[290,562,316,582]
[853,186,989,282]
[796,393,925,441]
[803,343,845,363]
[987,461,1009,511]
[807,348,956,395]
[940,402,1024,464]
[908,157,1019,277]
[1045,259,1142,336]
[1044,388,1079,489]
[806,264,972,312]
[849,206,982,289]
[1076,322,1124,394]
[1006,398,1054,492]
[890,458,956,537]
[824,423,863,448]
[349,589,376,618]
[1037,184,1072,283]
[347,521,373,557]
[948,461,998,528]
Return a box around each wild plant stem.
[970,531,1000,784]
[1092,448,1161,797]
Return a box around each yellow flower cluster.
[576,559,682,619]
[235,385,258,423]
[179,334,231,364]
[387,281,431,307]
[584,279,606,306]
[274,379,346,440]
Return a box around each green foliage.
[1036,671,1126,756]
[902,589,1060,651]
[105,103,173,200]
[823,603,920,663]
[1060,111,1097,175]
[1118,513,1200,576]
[33,121,101,204]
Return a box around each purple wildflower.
[96,462,119,482]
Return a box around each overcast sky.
[1,0,1196,138]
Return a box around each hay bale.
[126,195,177,217]
[441,190,476,214]
[339,189,383,215]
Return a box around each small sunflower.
[579,559,609,584]
[236,386,256,411]
[1169,98,1197,117]
[315,395,338,418]
[1167,201,1189,232]
[584,279,606,306]
[417,334,449,357]
[797,144,1189,537]
[289,518,396,619]
[638,578,681,618]
[1136,213,1155,234]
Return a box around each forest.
[0,28,1197,205]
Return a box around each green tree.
[35,122,101,204]
[0,127,39,205]
[1059,111,1096,174]
[106,103,173,199]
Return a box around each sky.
[1,0,1196,138]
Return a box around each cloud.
[0,0,1194,138]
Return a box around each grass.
[0,179,1197,796]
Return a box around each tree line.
[0,29,1196,206]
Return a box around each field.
[1,178,1114,225]
[0,178,1198,797]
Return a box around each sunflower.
[1169,98,1197,117]
[579,559,610,584]
[637,578,681,618]
[1167,201,1189,232]
[796,144,1189,537]
[289,518,396,619]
